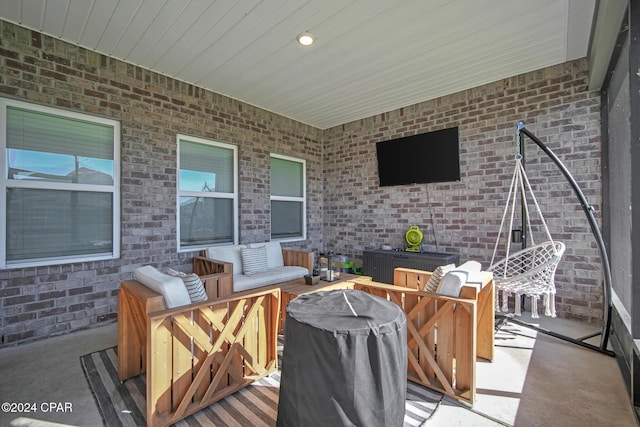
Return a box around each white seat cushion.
[233,266,309,292]
[134,265,191,308]
[206,244,246,275]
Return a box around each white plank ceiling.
[0,0,595,129]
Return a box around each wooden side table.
[274,273,363,333]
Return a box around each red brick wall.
[323,59,604,324]
[0,19,604,346]
[0,21,322,346]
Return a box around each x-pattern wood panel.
[146,289,280,427]
[353,283,476,404]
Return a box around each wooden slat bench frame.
[352,267,494,405]
[353,281,477,404]
[118,265,493,425]
[118,271,235,382]
[118,281,280,427]
[390,267,495,361]
[193,248,314,297]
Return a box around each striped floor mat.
[81,346,442,426]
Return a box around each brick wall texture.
[323,60,603,326]
[0,22,322,346]
[0,21,604,346]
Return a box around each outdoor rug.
[81,346,443,426]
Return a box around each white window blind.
[270,154,306,241]
[271,156,303,197]
[1,98,120,268]
[179,140,233,193]
[7,107,114,159]
[177,135,238,250]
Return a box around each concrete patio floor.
[0,313,636,426]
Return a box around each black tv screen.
[376,126,460,186]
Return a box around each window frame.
[0,98,121,269]
[270,153,307,242]
[176,134,238,252]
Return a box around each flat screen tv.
[376,126,460,187]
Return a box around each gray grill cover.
[276,289,407,427]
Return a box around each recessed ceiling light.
[296,32,316,46]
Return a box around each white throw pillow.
[206,245,246,275]
[437,271,468,297]
[456,260,482,275]
[436,260,483,297]
[241,246,269,275]
[166,269,208,303]
[424,264,456,292]
[248,241,284,269]
[134,265,191,308]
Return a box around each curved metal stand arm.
[515,121,613,355]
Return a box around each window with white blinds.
[177,134,238,251]
[270,154,306,241]
[0,98,120,268]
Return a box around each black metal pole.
[520,130,527,249]
[516,121,614,356]
[519,130,527,311]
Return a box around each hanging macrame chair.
[489,147,565,318]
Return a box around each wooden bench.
[118,280,281,427]
[193,248,314,297]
